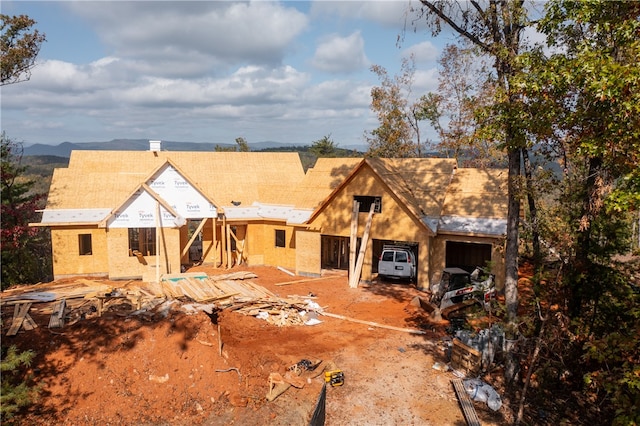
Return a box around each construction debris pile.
[1,271,323,336]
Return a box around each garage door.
[445,241,491,272]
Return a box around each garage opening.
[372,239,419,280]
[445,241,492,272]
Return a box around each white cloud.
[2,0,437,148]
[311,32,369,73]
[66,1,309,77]
[403,41,440,64]
[413,68,439,94]
[310,0,413,28]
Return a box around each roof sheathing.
[305,158,458,230]
[441,168,508,219]
[292,158,362,209]
[46,151,306,211]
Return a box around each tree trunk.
[522,147,541,272]
[569,156,602,317]
[504,147,521,384]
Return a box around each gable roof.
[304,158,509,236]
[46,151,306,211]
[306,158,458,233]
[37,150,509,236]
[97,182,186,229]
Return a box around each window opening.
[275,229,286,248]
[353,196,381,213]
[129,228,156,256]
[78,234,92,256]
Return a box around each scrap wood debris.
[1,271,323,335]
[229,297,323,327]
[266,358,329,402]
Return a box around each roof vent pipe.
[149,140,162,152]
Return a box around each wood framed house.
[292,158,508,290]
[33,146,311,281]
[32,143,508,290]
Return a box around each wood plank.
[275,276,335,287]
[349,203,375,288]
[181,218,207,259]
[349,200,359,280]
[451,338,482,375]
[320,312,426,335]
[208,271,258,281]
[22,313,37,331]
[243,281,276,298]
[48,299,66,328]
[451,378,481,426]
[6,303,33,336]
[183,278,208,301]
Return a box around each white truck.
[377,246,417,282]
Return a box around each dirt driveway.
[2,265,508,425]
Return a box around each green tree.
[515,0,639,307]
[366,56,430,158]
[0,345,37,421]
[1,134,51,288]
[422,43,503,167]
[413,0,528,383]
[309,134,338,158]
[235,137,250,152]
[1,14,46,85]
[501,1,640,423]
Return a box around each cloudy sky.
[2,1,451,149]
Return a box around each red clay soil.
[1,266,509,425]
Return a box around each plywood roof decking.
[366,158,457,218]
[44,151,509,235]
[441,168,509,219]
[292,158,362,209]
[294,157,457,214]
[46,151,306,210]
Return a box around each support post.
[350,203,375,288]
[349,200,359,279]
[155,202,161,284]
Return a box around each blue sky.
[1,1,451,149]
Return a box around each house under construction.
[32,141,509,290]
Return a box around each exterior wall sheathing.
[306,167,432,289]
[51,227,109,279]
[259,222,298,270]
[295,230,322,277]
[106,227,181,280]
[198,220,299,271]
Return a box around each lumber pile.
[160,273,273,303]
[0,271,319,334]
[0,279,113,305]
[229,296,319,327]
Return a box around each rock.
[229,393,248,407]
[149,373,169,383]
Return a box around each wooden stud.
[349,200,359,280]
[350,203,375,288]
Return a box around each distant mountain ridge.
[23,139,368,157]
